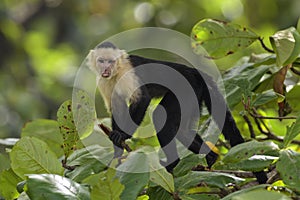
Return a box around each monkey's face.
[88,48,124,79]
[96,57,116,78]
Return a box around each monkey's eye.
[108,60,115,64]
[98,59,104,63]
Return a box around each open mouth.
[101,69,111,78]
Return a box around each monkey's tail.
[200,74,268,184]
[199,74,244,147]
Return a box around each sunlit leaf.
[21,119,63,157]
[283,115,300,148]
[117,149,150,200]
[72,89,96,139]
[0,169,22,200]
[222,141,279,163]
[191,19,258,59]
[222,186,291,200]
[252,90,278,107]
[148,152,174,193]
[277,150,300,192]
[26,174,90,199]
[173,154,206,177]
[65,145,113,182]
[10,137,63,179]
[215,155,278,172]
[175,171,244,190]
[224,63,270,108]
[0,153,10,172]
[84,168,124,200]
[270,27,300,66]
[57,100,83,159]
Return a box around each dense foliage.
[0,17,300,199]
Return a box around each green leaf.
[57,100,83,159]
[222,185,291,200]
[0,153,10,172]
[173,154,205,177]
[297,18,300,33]
[148,152,174,193]
[215,155,278,172]
[270,27,300,66]
[0,168,22,200]
[180,194,219,200]
[84,168,124,200]
[10,137,63,179]
[65,145,113,182]
[224,64,270,108]
[117,149,150,200]
[175,171,244,190]
[72,89,96,139]
[252,90,278,107]
[26,174,90,200]
[283,115,300,148]
[147,186,173,200]
[191,19,258,59]
[277,150,300,192]
[222,141,279,163]
[21,119,63,157]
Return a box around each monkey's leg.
[153,92,180,172]
[176,130,218,168]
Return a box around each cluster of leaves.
[0,18,300,199]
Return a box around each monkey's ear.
[86,50,97,74]
[119,49,128,59]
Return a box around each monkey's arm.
[110,87,151,148]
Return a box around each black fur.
[108,55,267,183]
[97,41,117,49]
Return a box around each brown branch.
[249,111,297,120]
[243,115,256,139]
[253,115,300,145]
[98,123,132,152]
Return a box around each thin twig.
[291,67,300,75]
[243,115,256,138]
[249,111,297,120]
[259,37,275,53]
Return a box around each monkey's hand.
[109,130,129,148]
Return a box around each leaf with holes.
[277,150,300,192]
[72,89,96,139]
[57,100,83,159]
[191,19,259,59]
[222,141,279,163]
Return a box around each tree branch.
[98,123,132,152]
[243,115,256,138]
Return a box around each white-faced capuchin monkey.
[87,42,267,184]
